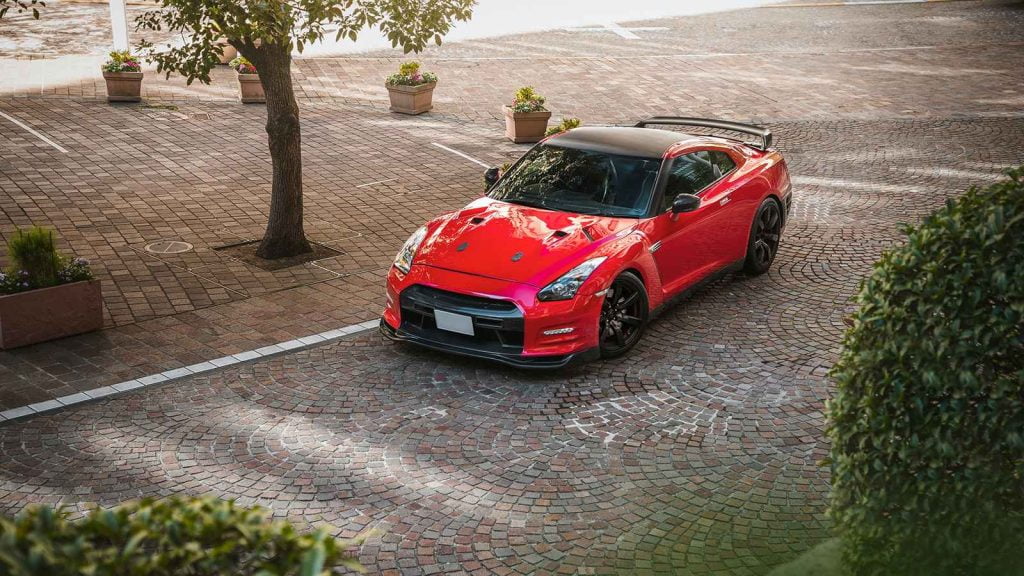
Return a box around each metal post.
[109,0,130,51]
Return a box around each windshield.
[488,144,662,218]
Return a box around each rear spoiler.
[634,117,773,151]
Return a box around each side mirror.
[671,193,701,214]
[484,167,500,190]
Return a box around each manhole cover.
[144,240,194,254]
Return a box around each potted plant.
[503,86,552,143]
[0,227,102,349]
[231,56,264,103]
[545,117,581,137]
[102,50,143,103]
[210,22,238,64]
[385,61,438,115]
[214,39,238,65]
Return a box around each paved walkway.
[0,1,1023,574]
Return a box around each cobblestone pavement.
[1,1,1024,574]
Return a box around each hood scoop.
[544,228,572,245]
[469,217,485,225]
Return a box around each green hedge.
[827,167,1024,575]
[0,497,364,575]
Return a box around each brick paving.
[1,0,1024,574]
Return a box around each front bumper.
[379,318,598,369]
[381,265,604,369]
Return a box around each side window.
[660,152,717,211]
[709,150,736,175]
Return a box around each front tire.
[599,272,649,359]
[743,198,783,275]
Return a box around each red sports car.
[381,117,792,368]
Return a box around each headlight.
[537,257,607,301]
[394,226,427,273]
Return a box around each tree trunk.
[249,43,312,259]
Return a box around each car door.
[649,150,737,295]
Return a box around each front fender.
[581,229,665,311]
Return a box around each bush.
[1,227,93,294]
[0,496,365,575]
[827,167,1024,575]
[545,117,581,136]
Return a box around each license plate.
[434,310,475,336]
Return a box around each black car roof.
[545,126,697,159]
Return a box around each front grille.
[399,285,524,353]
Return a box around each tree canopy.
[0,0,43,19]
[137,0,475,84]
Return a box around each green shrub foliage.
[1,226,93,294]
[827,167,1024,575]
[0,496,365,575]
[545,117,581,137]
[7,226,61,287]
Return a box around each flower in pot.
[385,61,438,115]
[0,227,102,349]
[214,39,238,65]
[231,56,265,103]
[102,50,143,103]
[210,22,238,64]
[545,117,581,137]
[503,86,552,143]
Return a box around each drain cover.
[144,240,194,254]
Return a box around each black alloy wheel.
[744,198,783,275]
[599,272,649,359]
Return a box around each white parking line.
[432,142,491,168]
[0,110,68,153]
[563,22,669,39]
[0,318,381,424]
[356,178,398,188]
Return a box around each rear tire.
[599,272,649,359]
[743,198,783,275]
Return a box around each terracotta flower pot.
[386,82,436,115]
[237,73,265,103]
[0,280,103,349]
[103,71,143,103]
[215,38,237,65]
[503,106,552,143]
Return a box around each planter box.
[0,280,103,349]
[387,82,436,115]
[503,106,552,143]
[215,39,237,65]
[237,73,265,103]
[103,71,143,103]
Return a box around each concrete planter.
[237,73,265,103]
[0,280,103,349]
[215,39,237,65]
[386,82,436,115]
[503,106,552,143]
[103,71,143,103]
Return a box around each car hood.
[415,197,636,287]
